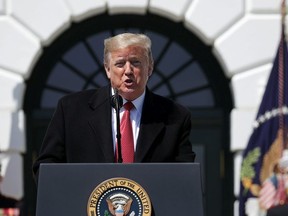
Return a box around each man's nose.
[124,62,133,74]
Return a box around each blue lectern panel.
[36,163,203,216]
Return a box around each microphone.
[110,89,123,163]
[110,89,123,109]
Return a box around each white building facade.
[0,0,285,215]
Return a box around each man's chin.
[119,89,140,101]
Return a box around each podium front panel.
[36,163,203,216]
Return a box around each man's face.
[105,46,152,101]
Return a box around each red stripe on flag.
[259,180,276,209]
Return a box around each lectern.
[36,163,203,216]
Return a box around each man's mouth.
[124,79,133,84]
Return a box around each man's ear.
[148,64,153,77]
[104,63,111,79]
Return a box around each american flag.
[259,178,277,209]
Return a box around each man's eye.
[132,61,141,66]
[115,62,124,67]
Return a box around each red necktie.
[120,102,134,163]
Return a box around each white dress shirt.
[111,89,145,152]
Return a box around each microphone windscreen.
[110,94,123,109]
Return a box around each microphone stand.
[111,89,123,163]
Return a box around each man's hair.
[104,33,154,67]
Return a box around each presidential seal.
[87,178,152,216]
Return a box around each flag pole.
[279,0,287,151]
[281,0,286,27]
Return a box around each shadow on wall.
[0,83,25,215]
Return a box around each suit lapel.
[88,86,115,162]
[135,90,165,162]
[86,87,166,162]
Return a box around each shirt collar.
[111,88,146,113]
[125,90,145,113]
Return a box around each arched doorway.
[24,13,233,215]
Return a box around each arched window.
[24,14,233,216]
